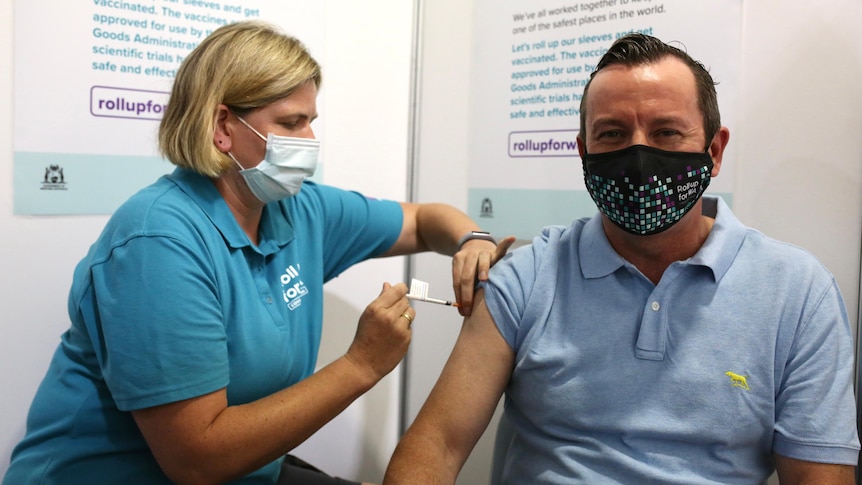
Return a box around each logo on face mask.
[582,145,713,235]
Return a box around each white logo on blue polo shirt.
[280,264,308,310]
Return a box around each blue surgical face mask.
[229,115,319,203]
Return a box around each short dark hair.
[578,33,720,146]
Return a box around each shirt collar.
[579,196,745,282]
[166,168,295,254]
[689,196,746,283]
[579,213,626,279]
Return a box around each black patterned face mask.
[582,144,713,236]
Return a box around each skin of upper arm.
[382,202,484,258]
[433,292,514,452]
[389,290,514,479]
[132,388,230,484]
[380,202,424,257]
[774,454,856,485]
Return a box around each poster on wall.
[468,0,742,240]
[13,1,324,215]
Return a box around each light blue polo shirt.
[483,196,860,484]
[4,168,402,485]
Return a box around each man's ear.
[213,104,233,154]
[707,126,730,178]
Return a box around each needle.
[406,294,460,307]
[406,278,461,307]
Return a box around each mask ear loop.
[227,151,246,171]
[228,112,266,172]
[234,115,268,142]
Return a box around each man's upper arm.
[429,291,515,452]
[389,290,514,482]
[775,454,856,485]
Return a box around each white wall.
[408,1,862,484]
[406,1,507,483]
[291,2,415,480]
[0,1,414,482]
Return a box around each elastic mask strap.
[227,151,245,171]
[235,115,267,142]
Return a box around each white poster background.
[14,1,324,214]
[468,0,742,239]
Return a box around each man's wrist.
[457,231,496,250]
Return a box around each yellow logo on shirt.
[725,371,750,390]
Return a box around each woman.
[4,21,511,485]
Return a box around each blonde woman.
[4,21,512,485]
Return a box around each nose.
[295,124,315,140]
[630,131,648,146]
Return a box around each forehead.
[257,81,318,117]
[585,57,700,123]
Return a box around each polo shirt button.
[651,301,660,311]
[266,297,273,304]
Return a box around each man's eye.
[596,131,621,139]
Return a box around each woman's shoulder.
[96,175,212,251]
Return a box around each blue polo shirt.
[484,196,860,484]
[4,168,402,484]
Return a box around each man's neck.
[603,200,715,285]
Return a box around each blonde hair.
[158,21,322,176]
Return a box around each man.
[383,34,859,484]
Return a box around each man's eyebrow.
[591,114,690,128]
[649,115,689,126]
[590,117,627,130]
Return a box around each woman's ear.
[213,104,233,153]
